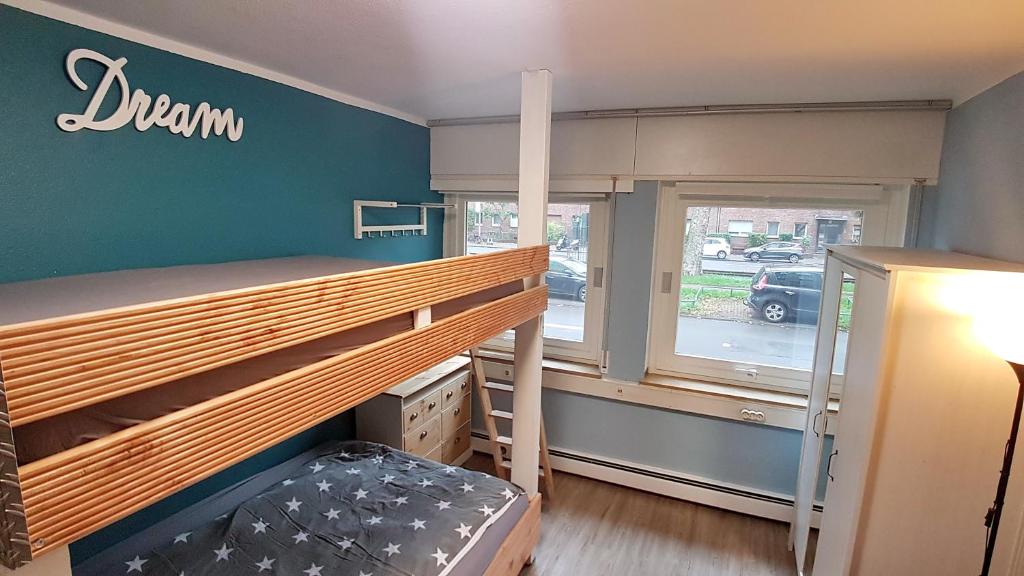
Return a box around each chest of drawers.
[355,356,473,466]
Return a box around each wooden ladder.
[470,349,555,498]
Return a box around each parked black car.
[745,265,823,324]
[546,258,588,302]
[743,241,804,263]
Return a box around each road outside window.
[676,205,862,376]
[465,201,591,343]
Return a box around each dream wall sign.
[56,48,244,142]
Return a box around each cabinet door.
[789,255,848,576]
[813,269,890,575]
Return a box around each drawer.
[442,391,472,434]
[403,389,442,434]
[404,416,441,457]
[443,422,471,464]
[441,371,472,409]
[423,443,442,463]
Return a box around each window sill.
[471,350,837,433]
[641,372,808,409]
[470,348,603,378]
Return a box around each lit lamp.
[977,313,1024,576]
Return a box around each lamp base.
[981,361,1024,576]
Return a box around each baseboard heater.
[471,431,823,514]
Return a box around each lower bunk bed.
[75,441,540,576]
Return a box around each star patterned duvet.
[112,441,525,576]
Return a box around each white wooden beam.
[511,69,552,496]
[413,306,432,329]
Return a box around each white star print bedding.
[75,441,527,576]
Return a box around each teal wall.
[0,6,440,285]
[0,6,438,564]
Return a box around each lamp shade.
[976,312,1024,365]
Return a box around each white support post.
[511,69,552,496]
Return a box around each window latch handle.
[660,271,674,294]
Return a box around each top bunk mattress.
[0,256,389,326]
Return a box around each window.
[491,214,502,226]
[852,224,862,243]
[450,196,608,362]
[650,183,892,393]
[728,220,753,236]
[766,221,780,238]
[794,222,807,238]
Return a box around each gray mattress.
[7,256,521,465]
[0,256,391,326]
[73,441,529,576]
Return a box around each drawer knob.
[446,391,454,399]
[428,401,437,410]
[409,412,418,421]
[453,408,461,416]
[455,437,461,444]
[420,430,429,440]
[461,382,467,390]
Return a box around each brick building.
[694,207,863,252]
[467,201,590,246]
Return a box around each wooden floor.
[464,454,800,576]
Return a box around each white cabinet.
[356,356,474,466]
[791,246,1024,576]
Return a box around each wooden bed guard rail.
[0,247,548,567]
[0,246,547,427]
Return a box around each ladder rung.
[490,409,514,420]
[495,436,512,447]
[499,460,546,477]
[483,381,515,393]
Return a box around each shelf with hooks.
[353,200,453,239]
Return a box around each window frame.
[648,182,904,394]
[766,221,781,238]
[793,222,808,238]
[445,193,610,364]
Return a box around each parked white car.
[702,237,731,259]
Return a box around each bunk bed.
[0,246,548,573]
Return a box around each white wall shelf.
[352,200,451,239]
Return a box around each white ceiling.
[28,0,1024,123]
